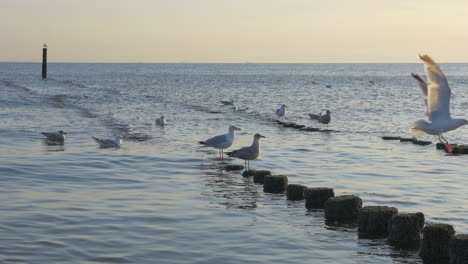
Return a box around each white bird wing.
[419,54,451,121]
[205,133,227,146]
[411,73,428,116]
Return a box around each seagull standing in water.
[92,135,124,148]
[199,125,241,159]
[410,54,468,152]
[220,99,234,106]
[42,130,66,142]
[155,115,167,126]
[309,110,332,129]
[232,105,249,113]
[227,133,266,170]
[275,104,287,118]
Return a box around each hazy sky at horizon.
[2,0,468,63]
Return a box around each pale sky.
[2,0,468,63]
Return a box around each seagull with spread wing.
[410,54,468,152]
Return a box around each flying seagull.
[409,54,468,152]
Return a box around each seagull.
[155,115,166,126]
[232,105,249,112]
[227,133,266,170]
[41,130,66,142]
[198,125,241,159]
[92,135,124,148]
[220,99,234,106]
[308,110,332,129]
[409,54,468,152]
[275,104,287,118]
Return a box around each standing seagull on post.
[275,104,287,119]
[227,133,266,170]
[409,54,468,152]
[198,125,241,159]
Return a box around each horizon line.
[1,61,467,64]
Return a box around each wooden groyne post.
[42,44,47,78]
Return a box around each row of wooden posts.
[224,165,468,264]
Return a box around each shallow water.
[1,62,468,263]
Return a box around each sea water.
[1,62,468,263]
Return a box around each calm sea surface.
[1,62,468,263]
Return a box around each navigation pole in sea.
[42,43,47,79]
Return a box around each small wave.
[51,94,66,108]
[2,80,37,94]
[64,80,87,88]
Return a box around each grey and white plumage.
[232,105,249,112]
[275,104,287,118]
[409,54,468,148]
[155,115,166,126]
[220,99,234,106]
[92,135,124,148]
[199,125,241,159]
[41,130,66,141]
[411,73,429,117]
[309,110,332,129]
[227,133,265,170]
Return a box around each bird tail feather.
[308,114,319,120]
[409,119,430,136]
[198,141,208,145]
[92,137,100,143]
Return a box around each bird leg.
[438,134,449,144]
[439,134,453,153]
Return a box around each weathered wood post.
[304,187,334,209]
[388,212,425,246]
[358,206,398,237]
[420,223,455,262]
[324,195,362,222]
[449,234,468,264]
[42,44,47,78]
[286,184,308,200]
